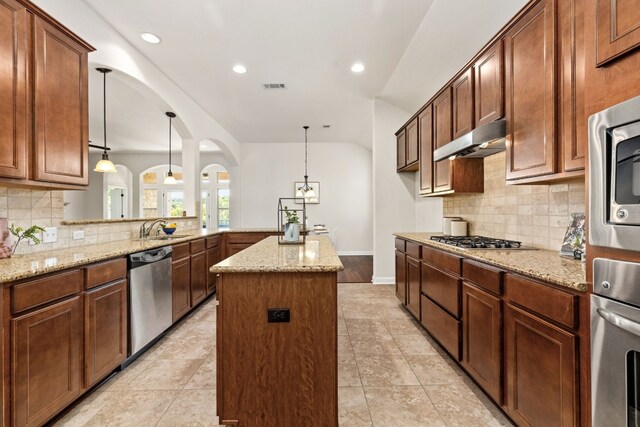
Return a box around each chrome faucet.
[139,219,165,239]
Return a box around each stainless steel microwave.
[589,95,640,251]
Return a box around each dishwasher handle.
[597,308,640,337]
[129,247,173,269]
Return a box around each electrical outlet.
[72,230,84,240]
[268,308,290,323]
[42,227,57,244]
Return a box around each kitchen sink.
[146,234,193,241]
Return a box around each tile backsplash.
[443,152,585,251]
[0,187,199,255]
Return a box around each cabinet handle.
[597,308,640,337]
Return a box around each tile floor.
[56,283,514,426]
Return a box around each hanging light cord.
[303,125,310,191]
[102,70,107,154]
[168,115,172,174]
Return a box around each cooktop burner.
[430,235,524,249]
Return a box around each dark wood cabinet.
[190,251,207,307]
[505,303,578,427]
[505,0,557,181]
[396,128,406,171]
[421,295,461,360]
[452,68,474,139]
[421,263,460,317]
[84,279,127,387]
[12,296,82,427]
[406,255,421,320]
[474,40,504,127]
[0,0,27,179]
[433,88,453,192]
[595,0,640,66]
[395,250,406,304]
[418,105,433,194]
[405,117,419,168]
[462,282,502,404]
[206,246,221,295]
[172,257,192,322]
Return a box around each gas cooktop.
[430,235,531,249]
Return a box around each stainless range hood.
[433,119,506,162]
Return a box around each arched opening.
[200,164,230,229]
[139,165,185,218]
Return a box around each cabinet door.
[12,297,82,427]
[405,117,419,166]
[559,0,586,172]
[396,129,406,170]
[596,0,640,66]
[433,88,453,192]
[172,258,191,322]
[474,40,504,126]
[505,0,556,180]
[462,283,502,404]
[505,304,578,427]
[84,279,127,387]
[452,68,474,139]
[0,0,27,179]
[206,246,220,295]
[419,106,433,194]
[406,256,421,320]
[191,251,207,306]
[395,250,406,304]
[33,16,89,186]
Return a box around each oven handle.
[597,308,640,337]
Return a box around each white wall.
[415,178,443,232]
[240,143,373,255]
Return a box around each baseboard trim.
[372,276,395,285]
[337,251,374,256]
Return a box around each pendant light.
[297,125,315,198]
[93,68,117,173]
[164,112,177,184]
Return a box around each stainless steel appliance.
[589,95,640,251]
[591,258,640,427]
[127,246,173,361]
[430,235,527,249]
[433,119,506,162]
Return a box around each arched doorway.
[104,164,133,219]
[200,164,230,229]
[139,165,185,218]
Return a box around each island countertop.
[210,236,344,273]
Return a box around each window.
[218,189,230,229]
[139,166,184,218]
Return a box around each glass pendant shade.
[94,153,116,173]
[164,171,177,185]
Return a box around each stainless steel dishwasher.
[127,246,173,362]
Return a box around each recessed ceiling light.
[140,32,161,44]
[233,64,247,74]
[322,124,331,128]
[351,63,365,73]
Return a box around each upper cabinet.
[474,40,504,127]
[0,0,94,189]
[596,0,640,66]
[396,118,419,172]
[504,0,556,181]
[433,88,453,192]
[0,0,28,179]
[419,106,433,194]
[452,68,474,139]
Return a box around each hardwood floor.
[337,256,373,283]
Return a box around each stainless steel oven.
[592,258,640,426]
[589,95,640,251]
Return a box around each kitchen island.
[211,236,343,426]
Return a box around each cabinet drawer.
[227,233,266,244]
[85,258,127,290]
[395,238,406,253]
[206,235,221,248]
[422,263,460,317]
[12,269,83,313]
[462,259,503,295]
[422,246,461,275]
[421,295,460,360]
[190,238,205,254]
[505,274,578,330]
[406,241,420,259]
[172,242,191,261]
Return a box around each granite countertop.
[0,228,279,284]
[394,232,587,292]
[210,236,344,273]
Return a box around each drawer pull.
[597,308,640,337]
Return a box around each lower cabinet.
[406,256,421,319]
[190,251,207,306]
[84,279,127,388]
[505,303,578,427]
[206,246,220,295]
[421,295,461,360]
[12,297,83,427]
[395,250,406,304]
[172,257,192,322]
[462,282,502,403]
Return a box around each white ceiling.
[81,0,434,147]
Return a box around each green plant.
[283,206,299,224]
[9,224,45,255]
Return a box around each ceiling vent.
[263,83,287,90]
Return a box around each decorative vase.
[285,222,300,242]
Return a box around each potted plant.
[8,224,45,257]
[283,206,300,242]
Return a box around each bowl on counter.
[162,226,177,235]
